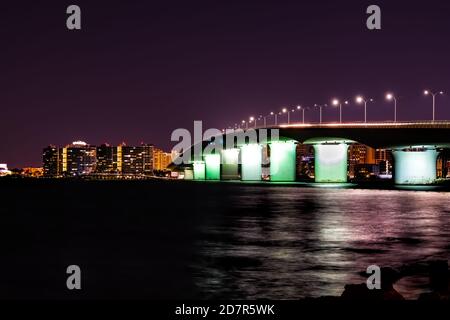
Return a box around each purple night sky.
[1,1,450,168]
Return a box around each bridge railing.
[237,120,450,130]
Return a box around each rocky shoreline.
[329,260,450,301]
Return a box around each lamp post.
[424,90,444,121]
[270,111,278,125]
[296,105,305,124]
[314,104,327,124]
[356,96,373,123]
[332,99,348,123]
[242,120,247,130]
[249,116,256,128]
[386,93,397,122]
[282,107,290,124]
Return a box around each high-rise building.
[43,141,96,177]
[348,144,378,179]
[120,145,145,175]
[112,143,154,175]
[375,148,393,176]
[153,147,172,171]
[43,145,60,177]
[142,144,155,175]
[63,141,97,176]
[96,144,115,174]
[437,149,450,178]
[43,141,161,178]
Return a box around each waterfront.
[0,179,449,299]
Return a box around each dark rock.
[341,267,404,300]
[341,283,404,300]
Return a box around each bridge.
[175,121,450,185]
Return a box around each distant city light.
[72,141,87,146]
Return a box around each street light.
[314,104,327,124]
[297,105,305,123]
[249,116,256,128]
[355,96,374,123]
[385,93,397,122]
[242,120,248,130]
[270,111,278,126]
[282,107,290,124]
[331,99,348,123]
[424,89,444,121]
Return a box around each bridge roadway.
[267,121,450,148]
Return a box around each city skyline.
[2,1,450,168]
[42,140,172,177]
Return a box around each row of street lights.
[232,89,445,129]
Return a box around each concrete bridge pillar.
[269,140,297,182]
[221,148,240,180]
[240,144,262,181]
[313,143,349,183]
[392,148,439,184]
[193,161,206,180]
[184,168,194,180]
[204,154,221,180]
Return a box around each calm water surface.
[1,180,449,300]
[190,183,450,300]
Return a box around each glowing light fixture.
[385,92,397,122]
[193,161,206,180]
[204,154,220,180]
[221,148,239,180]
[424,89,444,121]
[313,143,349,183]
[392,148,438,184]
[241,144,262,181]
[270,140,297,181]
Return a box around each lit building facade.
[96,144,115,174]
[43,146,60,177]
[118,144,154,175]
[63,141,97,176]
[43,142,159,177]
[153,148,172,171]
[348,144,376,179]
[0,164,12,176]
[22,167,44,177]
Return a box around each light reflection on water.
[191,185,450,299]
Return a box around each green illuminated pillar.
[241,144,262,181]
[184,168,193,180]
[204,154,220,180]
[193,161,206,180]
[392,149,438,184]
[221,149,239,180]
[313,143,348,183]
[270,140,297,182]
